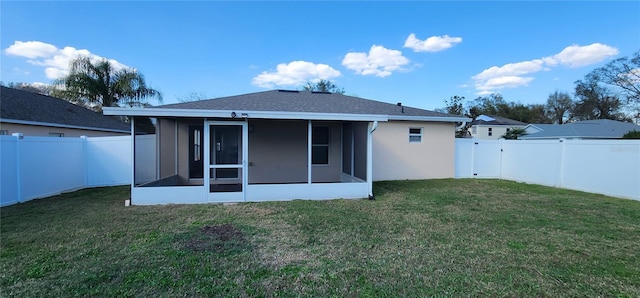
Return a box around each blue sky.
[2,1,639,111]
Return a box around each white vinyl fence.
[455,139,640,200]
[1,135,132,207]
[2,135,638,207]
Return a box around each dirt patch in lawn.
[182,224,249,253]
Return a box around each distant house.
[521,119,640,140]
[469,115,527,140]
[0,86,130,137]
[103,90,470,205]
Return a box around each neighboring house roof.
[0,86,130,133]
[105,90,471,122]
[470,114,527,126]
[521,119,640,139]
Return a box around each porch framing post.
[130,118,135,202]
[367,121,376,197]
[242,120,249,201]
[203,122,211,197]
[307,120,312,184]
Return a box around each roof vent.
[278,90,299,93]
[311,91,331,94]
[397,102,402,106]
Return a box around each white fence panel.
[501,140,562,187]
[455,138,640,200]
[19,136,86,201]
[454,139,474,178]
[1,135,132,206]
[86,136,132,187]
[561,140,640,199]
[472,140,502,178]
[1,136,19,207]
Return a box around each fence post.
[499,139,504,180]
[11,133,23,203]
[471,140,477,177]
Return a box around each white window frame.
[488,127,493,137]
[409,127,423,143]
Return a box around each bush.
[622,130,640,139]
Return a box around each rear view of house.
[104,90,469,205]
[469,114,527,140]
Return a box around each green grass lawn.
[1,179,639,297]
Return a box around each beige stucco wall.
[470,125,526,140]
[373,121,455,181]
[248,120,308,184]
[146,118,457,185]
[0,122,129,137]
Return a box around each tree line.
[438,51,640,129]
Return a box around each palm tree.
[501,127,528,140]
[53,57,162,111]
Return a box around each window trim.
[312,126,330,165]
[409,127,423,143]
[488,127,493,136]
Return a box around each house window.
[312,126,329,165]
[49,132,64,137]
[0,130,9,135]
[488,128,493,136]
[409,127,423,143]
[472,126,477,134]
[193,129,201,162]
[189,126,204,178]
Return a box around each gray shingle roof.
[471,114,527,126]
[0,86,130,132]
[521,119,640,139]
[157,90,462,119]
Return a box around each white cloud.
[251,60,341,88]
[404,33,462,52]
[543,43,619,68]
[476,76,535,92]
[4,40,130,80]
[472,60,546,81]
[471,43,619,94]
[342,45,409,77]
[5,41,57,59]
[31,82,51,88]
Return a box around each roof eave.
[103,107,389,122]
[0,118,130,133]
[388,115,471,123]
[521,135,622,140]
